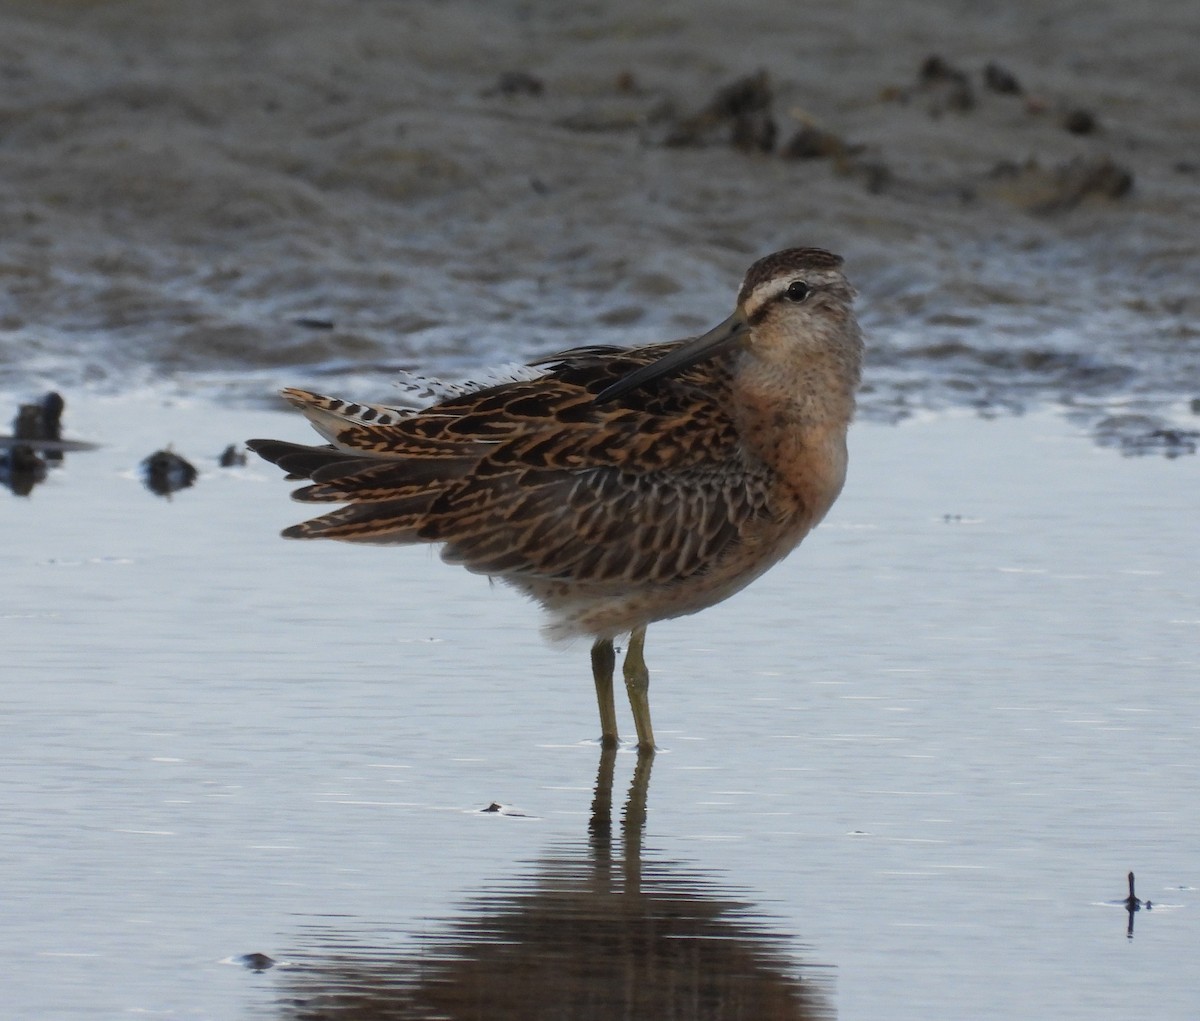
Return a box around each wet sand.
[2,398,1197,1018]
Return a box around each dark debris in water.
[236,952,277,972]
[981,155,1132,213]
[1,391,85,495]
[480,802,531,817]
[663,70,777,153]
[1062,108,1099,135]
[483,70,546,99]
[219,443,247,467]
[14,391,65,443]
[141,447,199,496]
[860,349,1198,456]
[983,62,1023,95]
[3,394,258,500]
[913,54,976,115]
[655,69,893,194]
[878,339,1136,390]
[1118,872,1152,940]
[613,56,1139,220]
[780,124,856,162]
[1094,415,1199,458]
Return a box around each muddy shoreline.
[1,0,1197,447]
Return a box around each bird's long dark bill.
[593,311,750,404]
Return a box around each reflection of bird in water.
[250,248,863,750]
[267,751,832,1019]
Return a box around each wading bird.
[249,247,863,753]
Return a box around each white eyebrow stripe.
[744,276,798,316]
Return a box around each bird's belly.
[518,514,814,641]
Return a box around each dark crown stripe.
[737,247,843,305]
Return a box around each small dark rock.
[780,124,847,160]
[731,109,776,153]
[479,802,530,817]
[485,71,545,98]
[981,155,1133,213]
[1063,108,1098,134]
[664,70,776,153]
[218,444,247,468]
[13,391,64,441]
[1060,156,1132,203]
[141,448,198,496]
[983,62,1022,95]
[718,70,777,153]
[42,391,65,424]
[11,392,66,466]
[13,405,42,440]
[850,157,894,195]
[916,54,975,113]
[918,55,959,84]
[1094,415,1198,458]
[705,70,773,120]
[1134,429,1199,458]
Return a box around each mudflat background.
[2,2,1198,1019]
[1,0,1197,431]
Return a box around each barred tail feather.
[280,387,416,447]
[280,498,432,544]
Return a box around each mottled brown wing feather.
[252,342,775,581]
[430,461,770,585]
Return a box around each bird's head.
[595,247,861,405]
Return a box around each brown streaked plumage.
[249,247,864,752]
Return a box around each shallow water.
[2,396,1196,1019]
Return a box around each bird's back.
[249,343,798,636]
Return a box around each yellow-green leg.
[591,638,620,749]
[622,625,656,753]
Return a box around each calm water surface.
[2,396,1197,1019]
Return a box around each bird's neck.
[733,350,859,524]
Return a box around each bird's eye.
[784,280,810,302]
